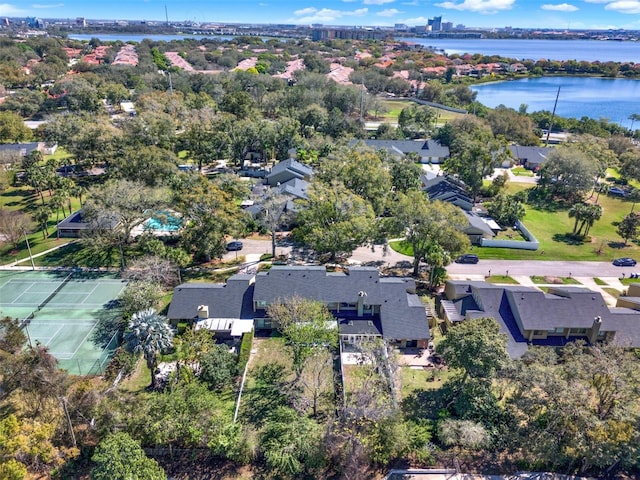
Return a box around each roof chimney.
[197,305,209,319]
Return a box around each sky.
[8,0,640,30]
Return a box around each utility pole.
[24,231,35,270]
[359,80,365,123]
[545,86,561,147]
[60,396,77,447]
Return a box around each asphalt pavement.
[224,238,635,279]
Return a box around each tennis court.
[0,270,127,375]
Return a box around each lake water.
[471,77,640,126]
[404,37,639,63]
[70,33,639,63]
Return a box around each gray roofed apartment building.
[169,266,430,348]
[441,280,640,358]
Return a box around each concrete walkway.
[449,273,625,308]
[1,240,77,269]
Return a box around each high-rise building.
[428,16,442,32]
[442,21,453,31]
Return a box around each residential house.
[168,266,430,348]
[265,158,313,187]
[440,280,640,358]
[421,174,473,211]
[0,142,57,160]
[508,145,554,170]
[463,211,496,244]
[56,209,118,238]
[167,275,255,340]
[351,139,450,164]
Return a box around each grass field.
[531,275,581,285]
[389,181,640,262]
[380,99,464,126]
[486,275,518,284]
[399,366,454,398]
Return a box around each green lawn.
[603,287,622,298]
[486,275,518,284]
[0,174,87,265]
[380,99,464,126]
[512,167,534,177]
[399,366,456,398]
[474,185,640,261]
[531,275,581,285]
[389,184,640,263]
[594,278,608,286]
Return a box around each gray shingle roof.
[444,280,640,357]
[422,176,473,211]
[464,212,495,237]
[254,266,429,341]
[350,139,450,159]
[277,178,309,200]
[266,158,313,186]
[167,275,255,320]
[0,142,39,155]
[168,266,429,341]
[508,145,554,167]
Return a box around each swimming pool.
[144,211,183,232]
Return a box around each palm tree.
[581,204,603,237]
[630,113,640,132]
[33,206,51,240]
[568,202,589,236]
[124,308,174,389]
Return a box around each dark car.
[226,241,243,251]
[455,254,479,264]
[608,187,629,197]
[613,257,636,266]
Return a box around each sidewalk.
[1,240,77,269]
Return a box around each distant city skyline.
[9,0,640,30]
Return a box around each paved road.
[446,259,632,278]
[226,238,634,279]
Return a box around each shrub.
[238,330,253,372]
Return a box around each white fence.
[480,220,539,251]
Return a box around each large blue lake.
[471,77,640,127]
[405,37,639,63]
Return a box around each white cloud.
[378,8,401,15]
[0,3,23,14]
[363,0,395,4]
[434,0,515,12]
[399,15,430,24]
[402,0,420,4]
[541,3,579,11]
[290,7,369,23]
[294,7,317,15]
[605,0,640,13]
[32,2,64,7]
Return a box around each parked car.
[613,257,637,266]
[226,241,243,251]
[455,254,479,264]
[608,187,629,197]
